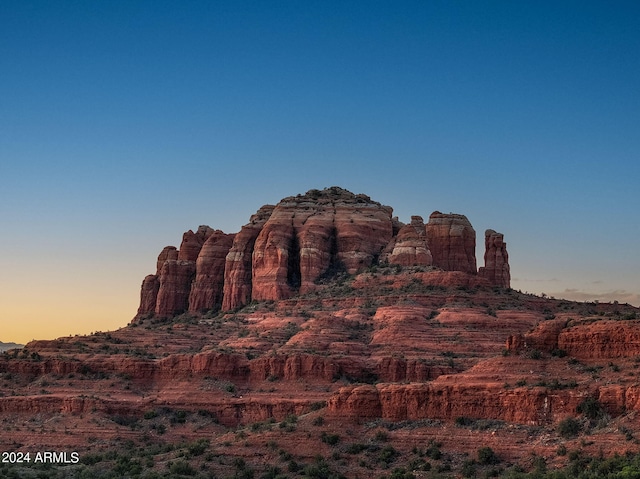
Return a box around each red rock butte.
[3,186,640,476]
[135,187,511,320]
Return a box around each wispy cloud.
[549,289,640,307]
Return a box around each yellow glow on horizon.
[0,268,139,345]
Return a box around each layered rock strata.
[135,187,511,318]
[251,187,394,302]
[382,216,432,267]
[189,231,235,313]
[426,212,477,273]
[222,205,275,310]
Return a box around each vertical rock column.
[155,227,212,317]
[155,260,196,316]
[188,231,235,313]
[426,212,477,273]
[133,246,177,320]
[478,229,511,288]
[222,205,275,310]
[134,275,160,321]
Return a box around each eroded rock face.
[479,229,510,288]
[383,216,432,267]
[188,231,235,313]
[506,319,568,354]
[558,321,640,359]
[135,188,515,317]
[327,380,573,424]
[156,246,178,275]
[251,187,394,301]
[178,226,215,261]
[222,205,275,310]
[135,275,160,319]
[151,228,215,317]
[426,212,477,273]
[155,260,196,317]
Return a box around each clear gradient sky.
[1,1,639,344]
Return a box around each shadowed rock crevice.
[286,229,301,290]
[315,226,347,283]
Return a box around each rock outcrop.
[426,212,477,273]
[382,216,432,267]
[152,227,215,317]
[177,226,215,261]
[134,245,179,319]
[327,379,579,425]
[222,205,275,310]
[479,229,511,288]
[251,187,394,301]
[155,260,196,317]
[135,188,512,317]
[189,231,235,313]
[156,246,178,274]
[558,321,640,359]
[135,275,160,318]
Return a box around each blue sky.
[1,1,639,343]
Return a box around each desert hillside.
[2,187,639,478]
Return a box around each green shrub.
[261,465,281,479]
[378,445,400,465]
[303,458,343,479]
[143,410,158,420]
[321,431,340,445]
[186,438,209,457]
[477,446,500,465]
[558,417,581,438]
[462,460,477,477]
[169,460,196,476]
[577,396,604,420]
[390,467,416,479]
[455,416,475,427]
[425,440,442,460]
[529,349,542,360]
[345,443,370,454]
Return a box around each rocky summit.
[2,187,640,478]
[135,187,510,319]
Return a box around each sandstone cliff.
[135,188,511,317]
[189,231,235,313]
[479,229,511,288]
[426,212,477,273]
[382,215,432,267]
[222,205,275,310]
[251,187,394,302]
